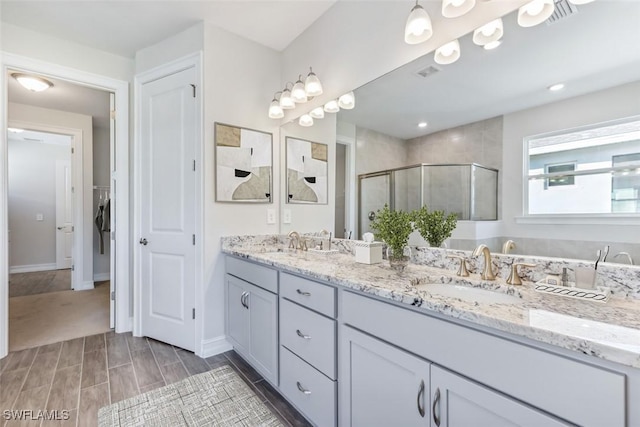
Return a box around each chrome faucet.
[472,244,496,280]
[613,252,634,265]
[502,240,516,254]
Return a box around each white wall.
[502,81,640,244]
[8,139,70,269]
[93,126,111,280]
[8,103,94,286]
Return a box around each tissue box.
[354,241,383,264]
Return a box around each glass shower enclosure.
[359,163,498,238]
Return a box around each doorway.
[0,54,131,359]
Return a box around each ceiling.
[7,72,111,130]
[0,0,337,56]
[339,0,640,140]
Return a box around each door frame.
[133,52,203,354]
[0,52,131,358]
[336,135,356,239]
[8,121,81,287]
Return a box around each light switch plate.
[283,209,292,224]
[36,213,44,221]
[266,209,276,224]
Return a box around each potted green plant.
[412,206,458,248]
[369,204,414,271]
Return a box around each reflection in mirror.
[285,137,328,204]
[333,1,640,263]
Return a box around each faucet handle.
[507,262,537,286]
[447,255,469,277]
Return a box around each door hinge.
[193,160,196,171]
[71,147,74,154]
[192,308,195,319]
[190,84,196,98]
[192,234,195,245]
[111,231,115,240]
[72,226,75,232]
[110,110,116,119]
[110,291,115,301]
[71,264,75,271]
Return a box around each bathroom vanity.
[223,236,640,427]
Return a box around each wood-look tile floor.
[9,270,72,298]
[0,332,311,427]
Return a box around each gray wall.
[8,139,70,269]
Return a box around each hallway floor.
[9,281,110,352]
[0,332,310,427]
[9,270,71,298]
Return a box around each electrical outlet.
[283,209,292,224]
[36,213,44,221]
[266,209,276,224]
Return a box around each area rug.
[98,365,284,426]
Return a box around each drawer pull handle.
[417,379,425,417]
[296,381,311,395]
[296,329,311,340]
[296,289,311,296]
[433,387,441,426]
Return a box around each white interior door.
[139,66,196,351]
[55,159,73,270]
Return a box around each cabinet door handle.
[244,293,249,309]
[432,387,441,427]
[240,292,246,308]
[296,381,311,395]
[417,379,425,418]
[296,289,311,296]
[296,329,311,340]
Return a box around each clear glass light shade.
[338,92,355,110]
[268,100,284,119]
[299,114,314,127]
[404,3,433,45]
[305,69,323,97]
[434,39,461,65]
[279,89,295,109]
[323,100,340,113]
[442,0,476,18]
[291,79,308,103]
[517,0,555,27]
[310,107,325,119]
[13,73,53,92]
[473,18,503,46]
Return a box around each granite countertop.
[222,239,640,370]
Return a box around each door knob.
[57,226,64,230]
[139,238,148,245]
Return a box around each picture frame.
[215,122,273,203]
[286,137,328,204]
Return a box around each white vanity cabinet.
[225,258,278,385]
[279,272,337,427]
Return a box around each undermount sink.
[413,283,521,305]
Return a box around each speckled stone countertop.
[222,235,640,369]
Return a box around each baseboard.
[74,280,95,291]
[200,335,233,358]
[9,263,57,274]
[93,273,111,281]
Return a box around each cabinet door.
[226,275,249,352]
[247,283,278,384]
[340,326,430,427]
[430,365,570,427]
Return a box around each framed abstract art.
[215,123,272,203]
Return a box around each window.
[526,117,640,215]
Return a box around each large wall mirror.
[281,1,640,264]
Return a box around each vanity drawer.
[280,346,336,427]
[280,272,335,317]
[225,256,277,293]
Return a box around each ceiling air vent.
[415,65,441,79]
[547,0,578,25]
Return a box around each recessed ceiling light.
[548,83,565,92]
[418,122,428,128]
[483,40,502,50]
[8,128,25,133]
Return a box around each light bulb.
[404,2,433,44]
[299,114,314,127]
[338,92,355,110]
[324,100,340,113]
[310,107,325,119]
[305,68,323,97]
